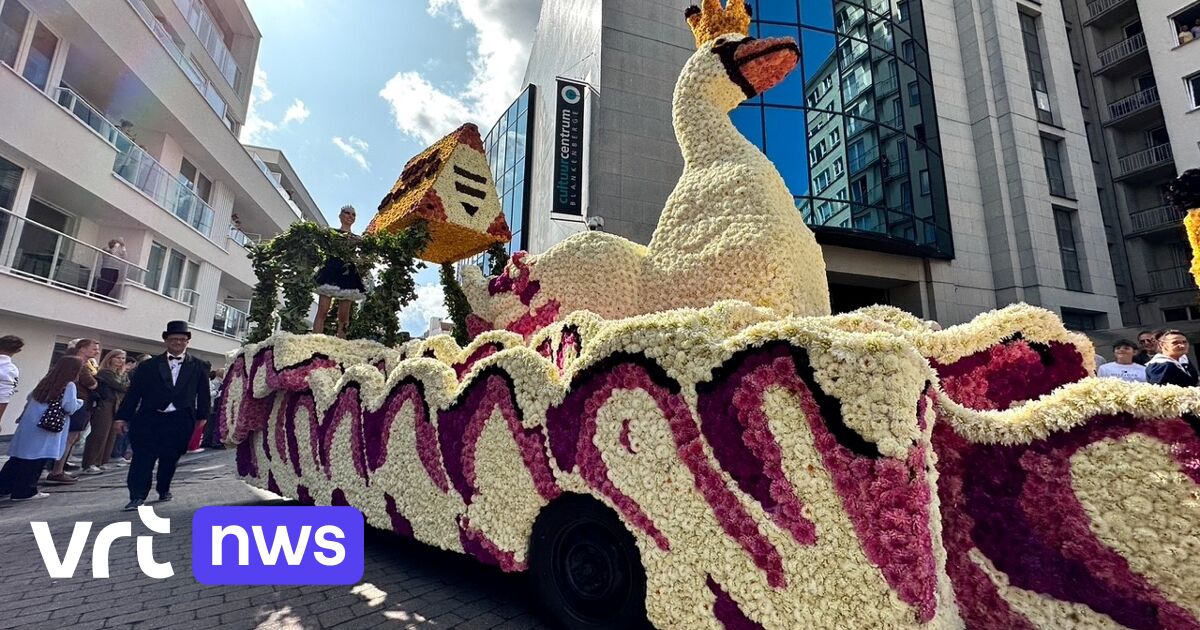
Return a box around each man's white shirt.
[164,353,184,412]
[1097,361,1147,382]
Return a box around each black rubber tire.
[528,494,651,629]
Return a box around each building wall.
[0,0,310,433]
[497,0,1123,328]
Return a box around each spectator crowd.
[0,323,223,504]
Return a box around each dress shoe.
[123,499,144,512]
[157,492,173,503]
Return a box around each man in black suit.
[115,321,211,511]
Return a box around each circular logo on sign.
[561,85,582,104]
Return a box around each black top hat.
[163,320,192,339]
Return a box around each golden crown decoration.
[685,0,752,48]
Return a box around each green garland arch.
[246,221,429,345]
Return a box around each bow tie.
[168,355,183,362]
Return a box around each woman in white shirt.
[0,335,22,425]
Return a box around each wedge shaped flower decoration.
[368,123,510,264]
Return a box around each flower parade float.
[224,2,1200,628]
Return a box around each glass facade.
[731,0,952,257]
[482,85,535,261]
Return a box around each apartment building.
[1062,0,1200,342]
[0,0,323,434]
[470,0,1120,329]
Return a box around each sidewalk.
[0,450,550,630]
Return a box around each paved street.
[0,450,552,630]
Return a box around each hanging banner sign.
[553,79,587,216]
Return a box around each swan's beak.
[733,37,799,97]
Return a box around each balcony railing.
[1096,32,1146,69]
[173,0,240,91]
[1085,0,1130,22]
[251,153,303,219]
[848,146,881,174]
[1107,86,1159,121]
[212,301,250,340]
[1148,266,1190,293]
[229,225,262,248]
[0,206,148,304]
[128,0,229,120]
[55,88,123,145]
[173,287,200,322]
[1129,204,1186,234]
[51,88,220,242]
[113,138,216,238]
[1117,144,1173,177]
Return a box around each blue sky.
[242,0,542,335]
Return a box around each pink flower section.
[936,404,1200,629]
[453,343,500,380]
[385,493,415,538]
[714,356,819,546]
[466,314,495,339]
[506,301,561,340]
[772,354,939,622]
[458,517,527,572]
[317,386,369,483]
[707,575,766,630]
[562,360,788,587]
[619,419,636,454]
[456,375,560,503]
[933,338,1086,411]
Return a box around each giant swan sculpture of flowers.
[459,0,829,337]
[223,2,1200,628]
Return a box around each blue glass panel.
[758,0,798,23]
[730,106,765,149]
[800,0,835,32]
[801,29,837,88]
[763,106,809,195]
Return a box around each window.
[849,177,868,203]
[1020,13,1054,124]
[1054,208,1083,291]
[0,154,21,210]
[830,128,841,146]
[20,21,57,90]
[179,158,213,202]
[814,168,832,193]
[146,242,167,291]
[908,81,920,106]
[1122,20,1142,39]
[1146,126,1170,147]
[902,40,915,64]
[1060,309,1099,331]
[833,157,845,177]
[898,0,910,22]
[1041,136,1068,197]
[919,169,931,195]
[163,250,186,300]
[817,201,834,222]
[1187,72,1200,109]
[0,0,29,68]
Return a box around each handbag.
[36,391,69,433]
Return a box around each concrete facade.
[1061,0,1200,346]
[0,0,322,434]
[503,0,1121,330]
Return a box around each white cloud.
[241,68,276,144]
[241,69,311,144]
[379,0,542,144]
[332,136,371,171]
[398,283,448,335]
[334,171,350,180]
[282,99,310,125]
